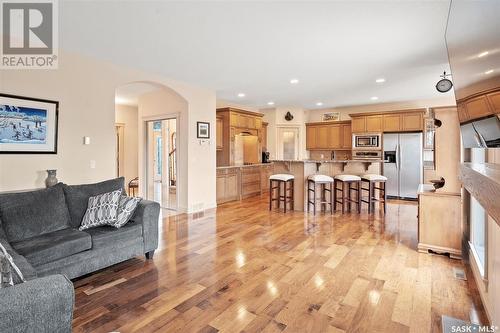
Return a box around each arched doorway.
[115,81,187,212]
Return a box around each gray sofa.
[0,177,160,333]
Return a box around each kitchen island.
[216,163,274,204]
[271,159,383,211]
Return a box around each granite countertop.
[217,163,273,169]
[271,159,384,163]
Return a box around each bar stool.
[307,174,334,215]
[333,175,362,213]
[360,174,387,213]
[269,174,294,213]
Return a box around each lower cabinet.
[216,168,239,204]
[216,164,274,204]
[418,190,462,259]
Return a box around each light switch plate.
[83,137,91,145]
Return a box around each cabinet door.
[328,125,342,149]
[216,176,226,203]
[487,90,500,113]
[402,112,423,131]
[457,104,469,123]
[226,173,239,200]
[464,96,493,121]
[262,124,268,150]
[383,114,401,132]
[230,113,239,127]
[341,124,352,149]
[246,116,256,129]
[216,118,223,149]
[306,126,317,149]
[366,115,383,132]
[255,117,262,129]
[316,126,329,149]
[351,117,366,133]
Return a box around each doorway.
[146,118,178,210]
[277,127,300,160]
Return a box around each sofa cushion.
[11,228,92,267]
[62,178,125,227]
[0,184,72,243]
[111,196,142,228]
[84,222,142,249]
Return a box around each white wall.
[0,51,216,213]
[115,104,138,185]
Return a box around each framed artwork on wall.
[197,121,210,139]
[0,94,59,154]
[323,112,340,121]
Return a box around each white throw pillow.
[111,196,142,229]
[79,190,122,231]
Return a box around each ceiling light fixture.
[290,78,299,84]
[370,96,379,101]
[478,51,489,58]
[267,101,275,106]
[316,102,323,106]
[375,78,386,83]
[237,93,245,97]
[485,69,494,75]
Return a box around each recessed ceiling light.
[485,69,494,75]
[290,78,299,84]
[267,101,275,106]
[316,102,323,106]
[370,96,379,101]
[478,51,489,58]
[375,78,386,83]
[237,93,245,97]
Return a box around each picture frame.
[0,93,59,154]
[323,112,340,121]
[197,121,210,139]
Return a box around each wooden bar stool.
[333,175,362,213]
[269,174,294,213]
[360,174,388,213]
[307,174,334,215]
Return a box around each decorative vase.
[45,169,58,187]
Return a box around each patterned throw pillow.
[0,242,25,286]
[110,196,142,228]
[79,190,122,231]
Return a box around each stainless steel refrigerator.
[383,133,422,199]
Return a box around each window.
[277,127,299,160]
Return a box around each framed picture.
[323,112,340,121]
[0,94,59,154]
[197,121,210,139]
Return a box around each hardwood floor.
[72,195,487,333]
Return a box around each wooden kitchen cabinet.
[383,114,401,132]
[328,125,342,149]
[216,117,223,150]
[341,124,352,149]
[457,104,469,123]
[402,112,423,131]
[351,117,366,133]
[464,95,494,120]
[261,122,268,151]
[216,168,240,204]
[418,188,462,259]
[487,90,500,113]
[260,164,273,192]
[305,121,352,150]
[365,115,383,132]
[350,109,425,133]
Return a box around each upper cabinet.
[306,121,351,150]
[350,109,425,134]
[351,117,366,133]
[216,117,223,150]
[456,87,500,123]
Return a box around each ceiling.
[115,82,163,106]
[61,1,454,109]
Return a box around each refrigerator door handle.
[396,144,400,170]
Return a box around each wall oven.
[352,133,382,150]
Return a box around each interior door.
[399,133,422,199]
[383,133,399,197]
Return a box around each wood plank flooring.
[72,195,488,333]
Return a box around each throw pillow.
[111,196,142,228]
[0,242,25,286]
[79,190,122,231]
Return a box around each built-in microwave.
[352,133,382,150]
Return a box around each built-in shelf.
[459,162,500,227]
